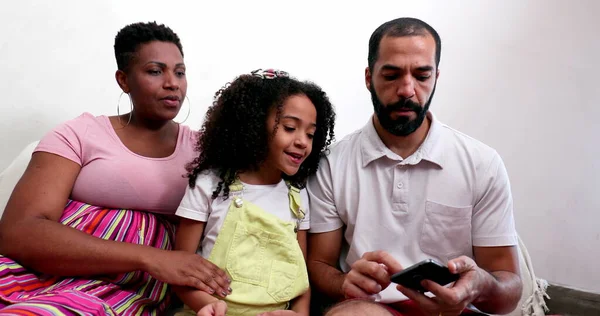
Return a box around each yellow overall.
[181,179,309,316]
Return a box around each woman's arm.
[0,152,144,274]
[0,152,230,294]
[173,218,232,312]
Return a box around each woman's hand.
[144,249,232,297]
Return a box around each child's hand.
[196,300,227,316]
[257,311,301,316]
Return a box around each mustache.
[385,98,423,113]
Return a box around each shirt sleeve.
[175,172,217,222]
[472,152,518,247]
[298,189,311,230]
[33,113,92,165]
[307,156,344,233]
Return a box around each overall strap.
[229,178,244,193]
[286,181,305,220]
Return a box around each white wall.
[1,0,599,293]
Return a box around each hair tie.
[251,68,289,79]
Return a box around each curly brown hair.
[186,72,336,199]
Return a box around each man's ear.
[365,67,372,91]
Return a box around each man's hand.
[396,256,487,316]
[342,251,403,299]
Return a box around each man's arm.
[307,229,345,301]
[470,245,522,313]
[306,156,347,301]
[308,230,403,301]
[468,152,522,312]
[307,154,404,301]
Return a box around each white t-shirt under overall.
[176,171,311,258]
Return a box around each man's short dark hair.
[368,17,441,70]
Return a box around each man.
[307,17,522,315]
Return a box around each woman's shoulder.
[35,112,110,165]
[178,123,199,141]
[176,123,200,154]
[66,112,104,125]
[49,112,107,136]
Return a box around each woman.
[0,22,230,315]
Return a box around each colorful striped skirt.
[0,200,175,315]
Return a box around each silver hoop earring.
[116,92,133,127]
[175,95,191,124]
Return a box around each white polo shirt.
[307,112,517,303]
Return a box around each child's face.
[264,94,317,177]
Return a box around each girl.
[173,69,336,316]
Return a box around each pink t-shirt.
[34,112,198,215]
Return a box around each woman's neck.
[113,113,177,144]
[127,112,173,132]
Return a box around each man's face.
[366,34,439,136]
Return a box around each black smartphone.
[390,259,459,293]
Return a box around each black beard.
[370,83,436,136]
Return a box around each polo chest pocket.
[419,200,473,261]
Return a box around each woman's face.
[118,41,187,122]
